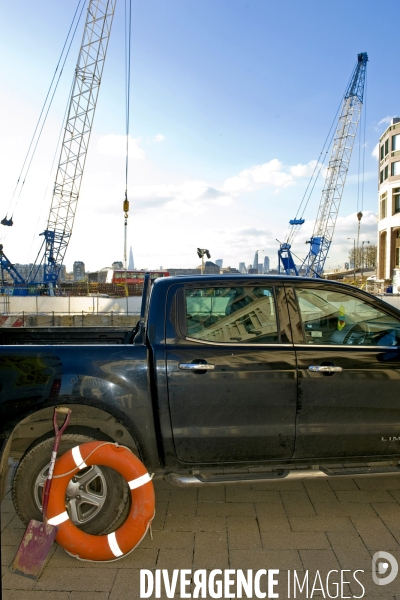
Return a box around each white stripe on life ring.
[72,445,88,469]
[47,511,69,526]
[107,531,124,557]
[128,472,151,490]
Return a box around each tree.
[348,244,377,269]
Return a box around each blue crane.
[278,52,368,277]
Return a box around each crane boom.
[278,52,368,278]
[35,0,117,288]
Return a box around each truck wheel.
[12,432,130,535]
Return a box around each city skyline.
[1,2,398,273]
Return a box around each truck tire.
[12,431,130,535]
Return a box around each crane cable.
[123,0,132,293]
[1,0,86,239]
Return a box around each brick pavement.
[3,472,400,599]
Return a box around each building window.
[385,139,389,155]
[381,145,385,161]
[385,165,389,179]
[393,134,400,152]
[380,170,384,184]
[391,161,400,176]
[394,188,400,214]
[396,248,400,268]
[380,192,387,219]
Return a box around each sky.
[1,0,399,273]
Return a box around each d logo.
[372,551,398,586]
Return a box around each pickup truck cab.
[1,274,400,533]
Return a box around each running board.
[165,465,400,487]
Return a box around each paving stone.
[328,478,361,491]
[229,548,302,570]
[2,571,36,591]
[225,487,281,503]
[227,516,262,549]
[193,544,229,569]
[166,499,197,516]
[261,531,330,550]
[299,549,340,571]
[157,547,193,569]
[164,515,226,532]
[280,490,316,516]
[1,512,16,532]
[34,566,117,592]
[314,501,376,517]
[351,516,400,550]
[109,569,141,600]
[354,475,400,491]
[336,490,397,503]
[251,480,305,491]
[1,498,16,513]
[2,593,69,600]
[197,486,225,502]
[333,546,374,571]
[152,500,168,531]
[1,527,25,546]
[69,594,110,600]
[390,489,400,503]
[327,531,368,549]
[303,480,340,504]
[289,515,355,532]
[255,501,291,532]
[1,545,18,567]
[140,531,194,549]
[196,501,255,516]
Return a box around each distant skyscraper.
[215,259,223,269]
[128,246,134,270]
[239,262,246,273]
[252,251,258,270]
[264,256,270,272]
[73,261,85,281]
[258,263,263,273]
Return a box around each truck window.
[184,287,279,344]
[295,287,400,346]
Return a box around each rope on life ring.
[46,441,155,562]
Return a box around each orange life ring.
[46,441,155,561]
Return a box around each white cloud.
[154,133,165,142]
[290,160,318,177]
[378,116,393,127]
[97,134,145,159]
[372,143,379,160]
[222,158,323,196]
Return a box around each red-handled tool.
[11,406,71,579]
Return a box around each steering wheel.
[343,323,368,345]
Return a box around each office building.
[264,256,270,272]
[239,262,246,273]
[215,259,223,269]
[377,117,400,279]
[252,251,258,270]
[73,261,86,281]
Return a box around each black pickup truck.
[1,273,400,534]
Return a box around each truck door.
[288,284,400,459]
[165,282,297,464]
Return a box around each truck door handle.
[179,363,215,371]
[308,365,343,373]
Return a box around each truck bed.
[0,327,136,345]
